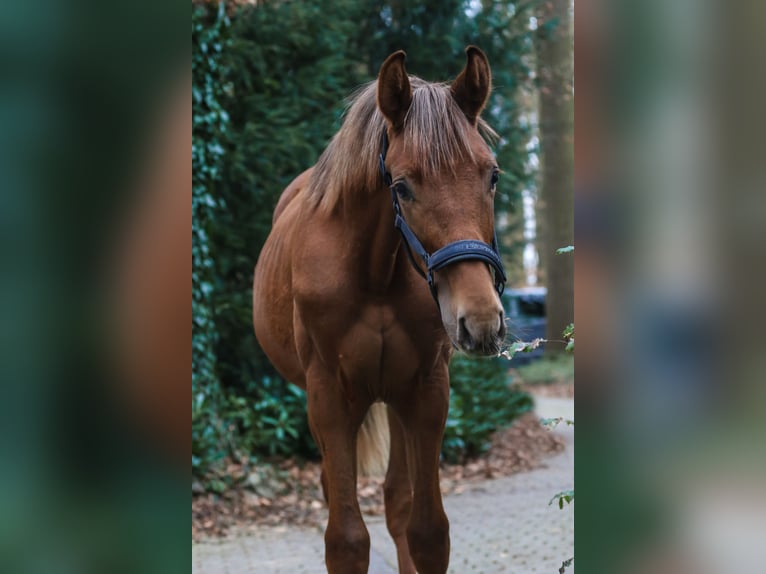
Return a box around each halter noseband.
[378,130,507,303]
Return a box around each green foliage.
[192,0,369,483]
[501,337,545,360]
[540,417,574,430]
[192,1,540,486]
[224,378,315,458]
[549,489,575,509]
[208,0,368,406]
[192,1,231,477]
[564,322,575,352]
[443,355,533,463]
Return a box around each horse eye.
[490,170,500,189]
[393,181,413,201]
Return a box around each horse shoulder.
[253,176,313,387]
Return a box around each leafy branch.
[563,322,574,353]
[549,489,574,509]
[498,333,574,359]
[499,337,545,360]
[540,417,574,430]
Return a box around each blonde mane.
[307,77,497,213]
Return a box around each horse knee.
[325,522,370,572]
[407,516,450,573]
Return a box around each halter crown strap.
[394,213,430,280]
[379,129,507,300]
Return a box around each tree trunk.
[536,0,574,352]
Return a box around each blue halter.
[378,130,507,303]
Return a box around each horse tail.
[356,402,390,477]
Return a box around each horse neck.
[339,184,403,291]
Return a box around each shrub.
[224,377,316,459]
[443,355,534,463]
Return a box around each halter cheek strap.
[379,130,507,303]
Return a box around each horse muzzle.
[455,307,506,356]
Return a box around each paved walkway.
[193,397,574,574]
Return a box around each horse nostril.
[458,316,473,350]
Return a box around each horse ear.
[377,50,412,131]
[451,46,491,125]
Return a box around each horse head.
[376,46,506,356]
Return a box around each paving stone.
[193,399,574,574]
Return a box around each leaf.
[515,338,544,355]
[501,338,544,360]
[549,489,574,508]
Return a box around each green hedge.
[444,355,533,463]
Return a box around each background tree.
[535,0,574,350]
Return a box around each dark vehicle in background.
[501,287,546,364]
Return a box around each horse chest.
[305,300,444,400]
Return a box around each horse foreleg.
[397,375,451,574]
[383,406,416,574]
[308,424,331,505]
[306,372,370,574]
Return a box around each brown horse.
[253,46,506,574]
